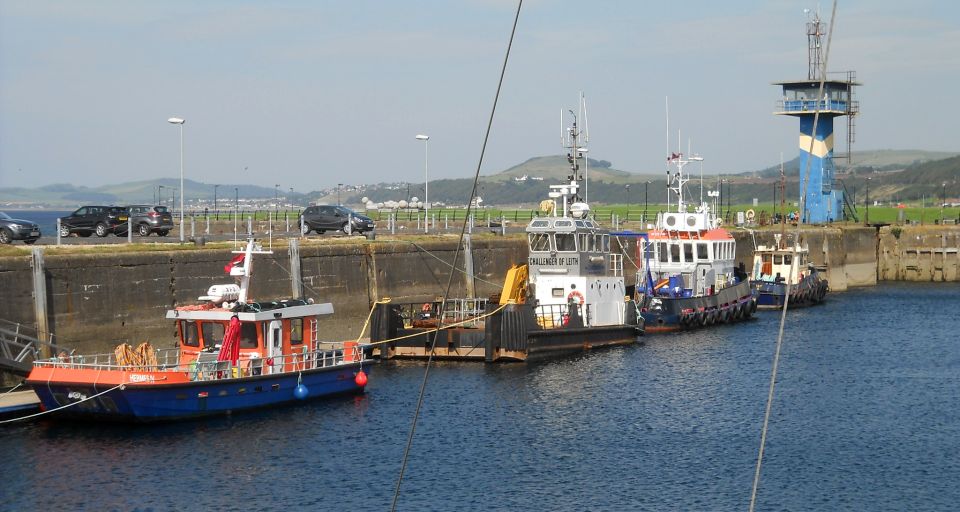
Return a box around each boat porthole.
[271,384,280,391]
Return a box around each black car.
[126,205,174,236]
[0,211,41,244]
[58,206,129,237]
[299,205,375,235]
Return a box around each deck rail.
[32,344,370,382]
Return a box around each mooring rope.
[749,2,838,509]
[360,302,508,348]
[391,3,523,510]
[1,381,24,396]
[0,381,127,425]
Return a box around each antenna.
[806,7,825,80]
[581,92,590,202]
[665,96,670,207]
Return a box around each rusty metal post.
[31,247,51,358]
[463,234,476,298]
[289,238,303,299]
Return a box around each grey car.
[0,211,41,244]
[125,205,174,236]
[299,205,375,235]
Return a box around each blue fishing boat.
[633,151,756,332]
[750,234,828,309]
[26,238,371,422]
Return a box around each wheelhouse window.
[774,254,783,265]
[670,243,680,263]
[683,243,694,263]
[240,322,259,349]
[784,254,793,265]
[290,318,304,345]
[578,233,589,252]
[529,233,551,252]
[696,243,708,260]
[658,242,668,263]
[602,234,610,252]
[201,321,224,349]
[555,233,576,252]
[180,320,199,347]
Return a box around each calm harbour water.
[1,282,958,511]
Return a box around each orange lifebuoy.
[567,290,585,305]
[421,303,432,312]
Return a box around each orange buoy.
[355,370,368,387]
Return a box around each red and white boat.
[26,238,371,422]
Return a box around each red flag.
[224,254,245,274]
[217,316,241,365]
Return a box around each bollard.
[128,215,133,243]
[347,214,353,235]
[285,212,289,233]
[56,218,61,246]
[191,216,195,238]
[206,215,210,235]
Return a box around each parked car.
[58,206,129,237]
[125,205,174,236]
[299,205,375,235]
[0,211,41,244]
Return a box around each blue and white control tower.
[773,10,860,223]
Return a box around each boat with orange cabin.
[25,238,371,422]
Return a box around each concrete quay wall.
[2,226,958,357]
[0,238,526,355]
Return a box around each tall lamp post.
[214,184,219,220]
[274,184,280,214]
[865,177,871,225]
[625,184,631,221]
[644,180,650,224]
[158,185,165,207]
[337,183,342,206]
[415,134,429,233]
[941,182,947,224]
[167,117,186,243]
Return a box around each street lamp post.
[158,185,165,207]
[865,177,871,225]
[275,184,280,214]
[167,117,186,242]
[942,182,947,224]
[625,184,631,221]
[214,184,219,220]
[644,180,650,224]
[416,134,429,233]
[337,184,342,206]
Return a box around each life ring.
[745,209,756,221]
[567,290,585,305]
[421,302,432,312]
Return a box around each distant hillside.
[0,179,291,208]
[744,149,959,179]
[488,155,637,183]
[4,149,958,208]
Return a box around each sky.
[1,0,958,191]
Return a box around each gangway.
[0,319,74,376]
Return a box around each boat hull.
[27,363,369,422]
[640,280,756,333]
[753,273,828,310]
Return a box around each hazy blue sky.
[1,0,958,190]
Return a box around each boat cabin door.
[267,320,283,374]
[695,264,713,296]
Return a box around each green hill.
[488,155,638,183]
